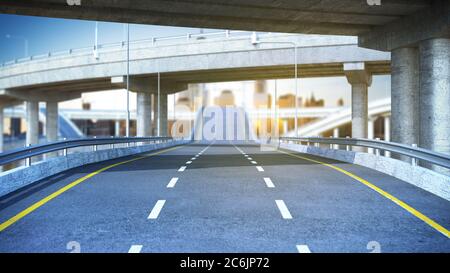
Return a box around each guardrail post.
[25,144,31,167]
[346,136,350,151]
[93,136,97,151]
[329,136,333,149]
[62,138,68,156]
[411,144,418,166]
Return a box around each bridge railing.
[0,30,260,67]
[279,137,450,170]
[0,136,175,168]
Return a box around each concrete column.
[344,63,372,139]
[46,102,58,143]
[333,127,340,138]
[333,127,339,149]
[115,120,120,136]
[419,38,450,174]
[384,116,391,142]
[26,101,39,146]
[0,106,3,153]
[136,92,152,137]
[351,83,369,140]
[158,93,168,136]
[391,47,419,152]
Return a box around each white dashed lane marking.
[167,177,179,188]
[263,178,275,188]
[251,161,257,164]
[186,161,192,164]
[178,166,187,172]
[275,200,293,219]
[148,200,166,219]
[256,166,264,172]
[296,245,312,253]
[128,245,143,253]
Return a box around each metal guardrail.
[279,137,450,170]
[0,30,255,67]
[0,137,174,167]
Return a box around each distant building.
[215,90,235,107]
[304,93,324,107]
[254,80,271,108]
[177,96,192,109]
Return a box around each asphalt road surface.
[0,143,449,253]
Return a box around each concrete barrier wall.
[0,140,190,198]
[279,142,450,201]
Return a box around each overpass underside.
[0,142,449,253]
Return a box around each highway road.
[0,143,449,253]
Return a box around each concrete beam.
[0,90,81,103]
[112,77,187,94]
[359,0,450,51]
[0,0,431,37]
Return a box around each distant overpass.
[0,32,389,93]
[286,98,391,137]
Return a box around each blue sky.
[0,14,216,63]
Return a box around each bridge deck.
[0,143,449,253]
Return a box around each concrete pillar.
[344,63,372,141]
[26,101,39,146]
[419,38,450,174]
[351,83,369,140]
[333,127,340,138]
[0,106,3,153]
[115,120,120,136]
[333,127,339,149]
[384,116,391,142]
[159,93,168,136]
[136,92,152,137]
[391,47,419,154]
[46,102,58,143]
[154,93,168,136]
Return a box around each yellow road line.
[0,145,183,232]
[278,149,450,239]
